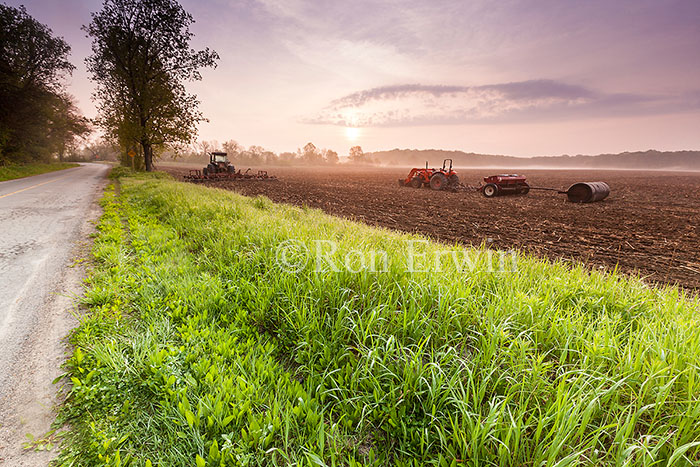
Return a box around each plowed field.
[163,164,700,290]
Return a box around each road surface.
[0,163,108,465]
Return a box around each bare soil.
[162,163,700,290]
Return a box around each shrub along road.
[0,163,108,464]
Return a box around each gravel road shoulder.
[0,171,106,466]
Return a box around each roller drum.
[565,182,610,203]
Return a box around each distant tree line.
[62,137,121,163]
[0,4,90,165]
[163,141,378,166]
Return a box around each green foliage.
[84,0,218,171]
[108,167,171,180]
[0,4,86,163]
[56,176,700,466]
[0,162,79,181]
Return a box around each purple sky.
[9,0,700,156]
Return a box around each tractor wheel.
[410,177,422,188]
[449,174,460,187]
[202,167,209,176]
[520,185,530,194]
[482,183,499,198]
[227,165,235,173]
[430,173,447,190]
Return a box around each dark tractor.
[202,151,235,176]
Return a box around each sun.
[345,126,360,142]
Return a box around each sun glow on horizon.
[345,126,361,142]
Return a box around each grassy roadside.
[0,162,80,181]
[56,173,700,466]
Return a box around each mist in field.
[160,142,700,171]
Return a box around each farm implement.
[183,151,277,183]
[481,174,530,197]
[399,160,610,203]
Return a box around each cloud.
[303,80,696,127]
[330,81,594,106]
[253,0,437,79]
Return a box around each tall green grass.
[0,162,79,181]
[56,174,700,466]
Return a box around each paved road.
[0,163,108,464]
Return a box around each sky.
[8,0,700,157]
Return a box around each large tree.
[0,3,78,163]
[84,0,218,171]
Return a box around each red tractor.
[398,159,460,191]
[481,174,529,197]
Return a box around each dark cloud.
[331,80,595,107]
[305,80,696,127]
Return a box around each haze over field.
[8,0,700,157]
[369,149,700,170]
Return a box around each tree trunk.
[142,140,153,171]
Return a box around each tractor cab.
[210,151,229,165]
[438,158,457,178]
[204,151,236,175]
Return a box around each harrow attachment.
[182,151,277,183]
[184,168,277,183]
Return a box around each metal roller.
[564,182,610,203]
